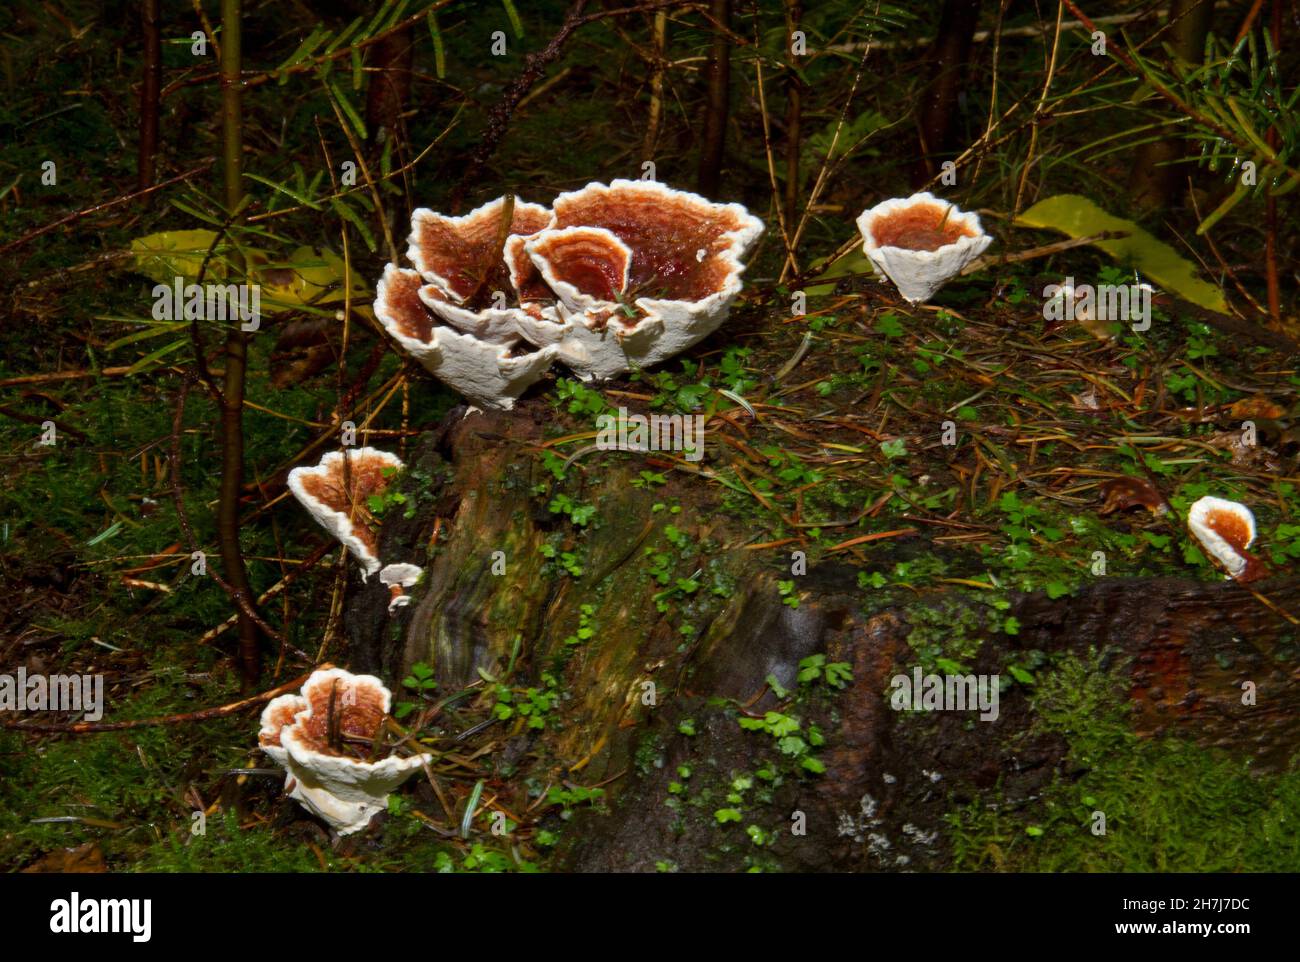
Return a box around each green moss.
[131,814,334,873]
[1,690,243,868]
[946,652,1300,871]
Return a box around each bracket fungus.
[287,447,403,579]
[258,668,430,835]
[407,195,553,303]
[511,180,763,381]
[376,181,763,396]
[524,226,633,314]
[855,192,991,304]
[374,261,558,412]
[1186,496,1264,582]
[257,692,306,771]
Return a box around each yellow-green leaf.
[330,197,378,253]
[327,78,367,139]
[806,248,874,298]
[256,245,371,316]
[129,229,226,285]
[1196,181,1250,236]
[245,172,323,210]
[103,320,188,352]
[427,11,445,78]
[1015,194,1228,313]
[275,23,329,82]
[501,0,524,38]
[325,15,364,55]
[124,337,190,375]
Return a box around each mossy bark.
[344,403,1300,871]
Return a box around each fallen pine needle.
[743,537,803,550]
[936,577,999,590]
[569,734,609,773]
[827,527,918,552]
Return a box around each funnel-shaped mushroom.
[258,668,430,835]
[855,193,991,303]
[375,264,558,410]
[511,180,763,381]
[287,447,403,578]
[408,195,552,305]
[1187,496,1264,582]
[526,226,633,314]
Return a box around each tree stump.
[344,401,1300,871]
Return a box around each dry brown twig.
[1,665,329,734]
[0,161,214,257]
[1013,0,1066,215]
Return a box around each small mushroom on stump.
[1186,495,1266,583]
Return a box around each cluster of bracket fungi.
[373,179,765,410]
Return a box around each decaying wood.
[341,404,1300,871]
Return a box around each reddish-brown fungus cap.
[526,226,633,309]
[375,264,436,344]
[286,670,389,758]
[408,197,551,308]
[1187,496,1261,581]
[287,448,402,575]
[258,695,307,749]
[870,200,976,252]
[551,181,757,303]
